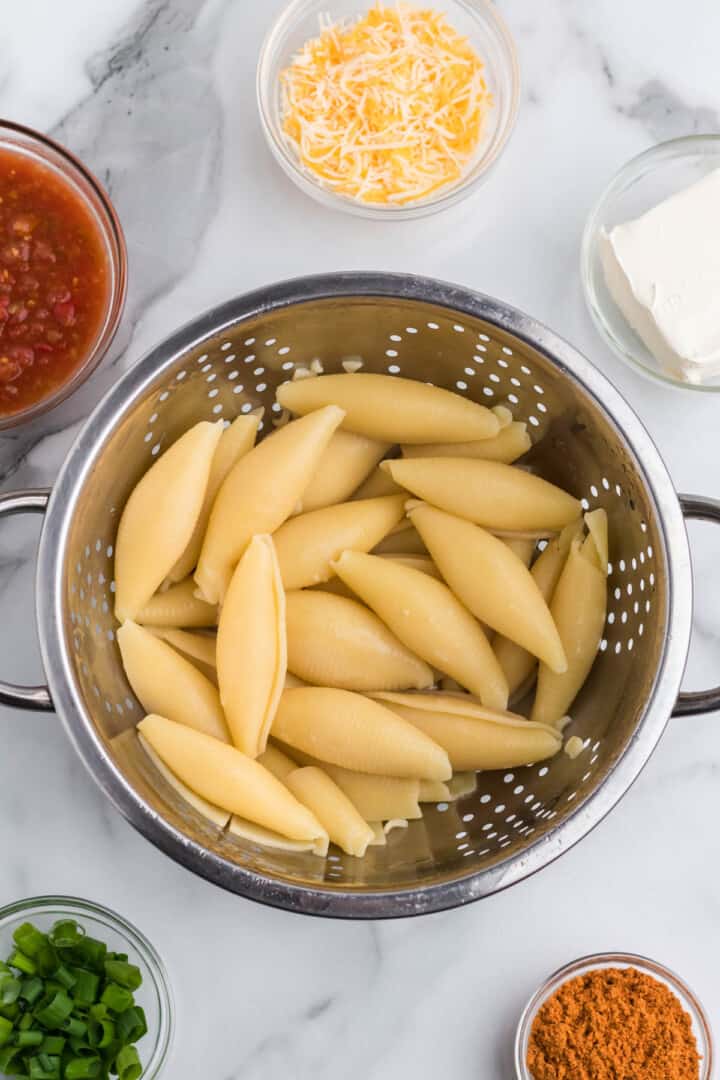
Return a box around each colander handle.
[673,493,720,717]
[0,488,53,712]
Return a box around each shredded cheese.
[280,4,492,205]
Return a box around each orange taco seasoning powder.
[527,966,701,1079]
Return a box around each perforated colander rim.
[35,273,693,918]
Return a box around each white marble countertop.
[2,1,720,1076]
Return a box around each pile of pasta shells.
[114,371,608,860]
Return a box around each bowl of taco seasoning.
[515,952,713,1080]
[0,120,126,427]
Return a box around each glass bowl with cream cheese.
[582,135,720,391]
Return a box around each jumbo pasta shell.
[372,692,562,771]
[531,535,607,727]
[297,430,390,513]
[331,551,509,709]
[401,422,531,464]
[168,412,261,583]
[138,732,229,829]
[286,767,375,857]
[138,715,327,844]
[115,420,223,620]
[272,687,451,781]
[408,503,567,672]
[285,589,433,691]
[217,535,286,757]
[276,373,500,443]
[494,520,582,697]
[118,620,230,743]
[135,578,218,629]
[273,496,406,589]
[382,458,582,532]
[146,628,217,684]
[195,405,345,604]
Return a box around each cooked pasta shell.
[195,405,344,604]
[502,537,536,566]
[138,732,229,828]
[352,465,404,500]
[168,413,261,583]
[273,495,406,589]
[401,422,531,464]
[276,373,500,443]
[531,534,608,728]
[135,578,218,628]
[275,745,423,821]
[408,503,567,673]
[272,687,451,781]
[146,628,217,685]
[115,420,223,620]
[584,508,609,573]
[138,715,327,844]
[257,743,298,782]
[297,431,390,513]
[382,458,582,532]
[286,590,433,691]
[217,535,286,757]
[378,554,441,578]
[331,551,508,709]
[494,521,582,697]
[284,672,308,689]
[118,620,230,743]
[492,405,513,428]
[418,774,476,802]
[372,692,562,770]
[371,523,428,555]
[286,767,375,857]
[227,816,325,855]
[368,822,387,846]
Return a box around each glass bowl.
[0,896,173,1078]
[514,952,713,1080]
[581,134,720,392]
[0,120,127,429]
[256,0,520,220]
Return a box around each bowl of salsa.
[0,120,126,426]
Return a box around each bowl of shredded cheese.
[257,0,520,218]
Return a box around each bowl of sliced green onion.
[0,897,173,1079]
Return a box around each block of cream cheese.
[599,167,720,383]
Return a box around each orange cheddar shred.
[280,4,492,205]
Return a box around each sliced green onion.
[21,977,45,1006]
[115,1007,146,1046]
[39,1035,65,1055]
[0,1015,13,1047]
[87,1016,114,1051]
[61,1016,87,1039]
[0,1002,20,1022]
[13,924,47,960]
[0,1045,23,1072]
[99,984,133,1014]
[36,944,60,978]
[63,1056,101,1078]
[16,1029,44,1047]
[68,1035,95,1056]
[9,949,38,976]
[0,974,21,1006]
[69,970,99,1007]
[115,1044,142,1080]
[101,962,140,993]
[28,1053,61,1079]
[35,989,74,1029]
[69,939,106,975]
[48,921,85,950]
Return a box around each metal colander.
[3,273,719,918]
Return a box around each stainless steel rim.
[35,272,693,917]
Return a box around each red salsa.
[0,148,109,417]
